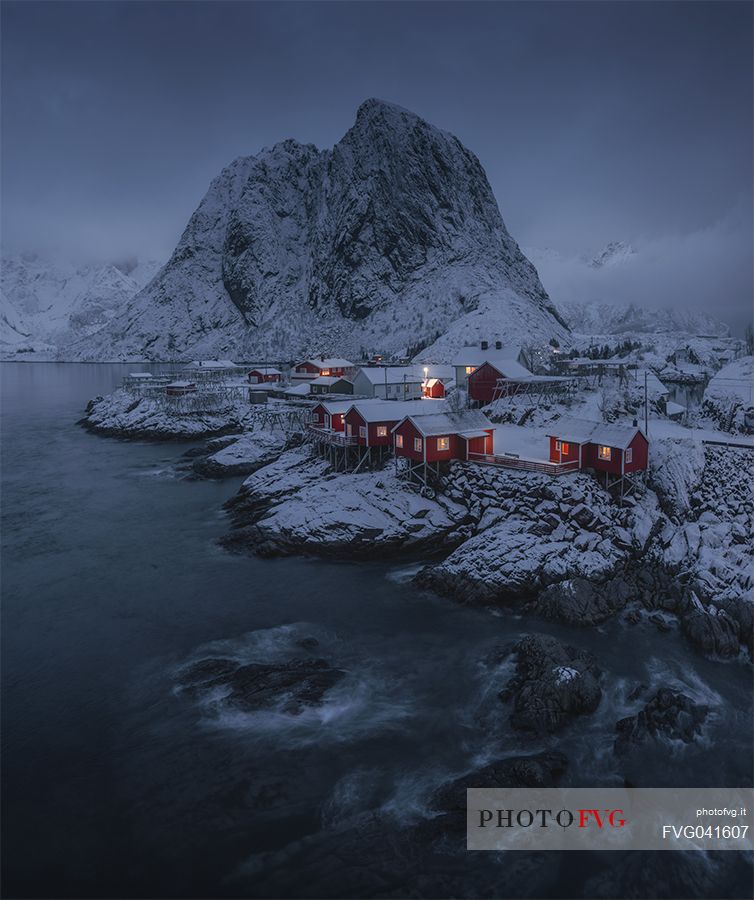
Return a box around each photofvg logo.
[479,806,626,831]
[467,788,754,852]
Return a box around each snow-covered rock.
[701,356,754,433]
[417,464,635,608]
[648,438,706,516]
[223,446,469,557]
[189,429,294,477]
[81,388,255,439]
[66,99,567,362]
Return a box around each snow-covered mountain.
[1,254,161,356]
[525,242,730,338]
[555,299,729,338]
[66,99,568,362]
[588,240,637,269]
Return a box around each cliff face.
[69,99,567,362]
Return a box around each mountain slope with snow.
[67,99,567,362]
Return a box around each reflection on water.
[1,363,752,899]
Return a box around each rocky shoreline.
[81,390,753,659]
[220,439,753,660]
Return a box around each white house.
[351,366,424,400]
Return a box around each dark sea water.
[1,362,752,899]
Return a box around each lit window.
[395,434,403,448]
[561,442,569,455]
[321,369,330,376]
[414,437,423,452]
[626,447,633,463]
[359,426,366,438]
[376,426,387,437]
[598,445,612,460]
[437,436,450,451]
[465,366,474,375]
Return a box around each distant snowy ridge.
[1,253,161,356]
[555,298,730,337]
[525,242,731,338]
[64,99,568,363]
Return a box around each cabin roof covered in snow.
[348,399,445,422]
[355,366,424,385]
[284,383,311,396]
[451,346,522,367]
[310,375,353,386]
[394,410,492,437]
[478,358,532,379]
[312,399,363,415]
[165,380,196,388]
[129,372,153,378]
[248,366,282,375]
[547,418,646,449]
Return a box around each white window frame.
[414,437,422,452]
[436,436,450,451]
[555,439,561,451]
[346,423,352,436]
[395,434,403,448]
[625,447,633,464]
[359,426,367,438]
[376,425,388,438]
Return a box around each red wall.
[248,370,280,383]
[424,381,446,398]
[295,362,320,375]
[624,432,649,472]
[345,408,368,444]
[312,404,345,431]
[393,422,494,461]
[548,436,582,465]
[467,363,502,403]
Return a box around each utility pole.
[644,370,649,436]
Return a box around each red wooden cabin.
[310,400,353,432]
[343,400,444,447]
[292,358,353,381]
[423,378,446,399]
[248,367,281,384]
[392,411,494,462]
[467,358,532,403]
[546,420,649,474]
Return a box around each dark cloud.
[1,1,751,330]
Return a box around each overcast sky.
[2,1,752,331]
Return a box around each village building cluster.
[118,335,751,495]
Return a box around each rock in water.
[67,99,567,361]
[176,656,346,715]
[681,606,741,659]
[501,634,602,733]
[614,688,709,755]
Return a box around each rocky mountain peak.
[67,101,568,361]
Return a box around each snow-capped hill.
[588,240,637,269]
[67,98,568,362]
[556,298,730,337]
[0,253,163,356]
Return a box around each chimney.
[495,341,502,350]
[480,340,488,351]
[632,418,638,427]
